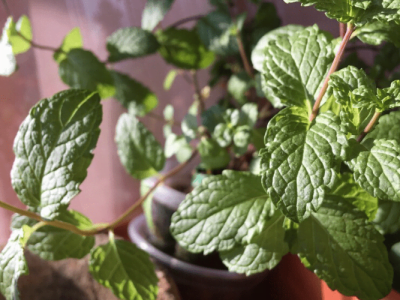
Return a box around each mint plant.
[1,0,400,300]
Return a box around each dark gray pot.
[128,215,270,300]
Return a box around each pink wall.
[0,0,340,244]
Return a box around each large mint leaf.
[11,210,95,261]
[6,15,32,55]
[53,27,83,63]
[171,171,274,254]
[11,90,102,219]
[327,66,375,135]
[141,0,174,32]
[110,71,158,116]
[220,212,288,275]
[89,234,158,300]
[0,229,29,300]
[327,173,378,221]
[259,25,334,109]
[351,139,400,201]
[58,49,115,99]
[261,107,348,222]
[284,0,400,25]
[115,113,165,180]
[197,10,239,56]
[373,200,400,235]
[106,27,159,62]
[0,18,17,76]
[297,198,393,300]
[251,25,304,72]
[157,28,215,70]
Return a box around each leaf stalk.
[356,111,381,143]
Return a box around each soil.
[0,235,180,300]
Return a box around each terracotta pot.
[129,214,270,300]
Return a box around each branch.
[0,200,98,236]
[103,150,198,231]
[168,14,205,28]
[236,34,254,79]
[191,71,206,114]
[309,23,355,122]
[17,32,61,53]
[356,111,381,143]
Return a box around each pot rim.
[143,177,186,210]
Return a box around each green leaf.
[89,233,158,300]
[201,105,224,132]
[6,15,32,55]
[261,107,349,222]
[351,139,400,201]
[251,25,304,72]
[164,133,193,163]
[220,212,288,275]
[163,104,174,121]
[11,90,102,219]
[163,69,177,90]
[11,210,95,261]
[284,0,400,25]
[373,200,400,235]
[197,10,239,56]
[366,110,400,144]
[141,0,175,31]
[181,114,197,141]
[327,173,378,221]
[0,24,17,76]
[296,198,393,300]
[116,113,165,180]
[0,229,29,300]
[253,3,281,30]
[110,71,158,116]
[157,28,215,70]
[171,171,274,254]
[252,127,266,151]
[53,27,83,63]
[227,72,254,104]
[327,66,375,135]
[259,25,334,109]
[106,27,159,62]
[59,49,115,99]
[198,138,230,170]
[356,21,400,47]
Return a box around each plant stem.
[191,71,205,114]
[17,32,61,53]
[103,150,198,231]
[339,23,346,38]
[0,200,97,236]
[236,34,254,79]
[356,111,381,143]
[168,14,205,28]
[146,112,180,128]
[309,23,355,122]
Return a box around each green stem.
[191,71,205,114]
[0,201,97,236]
[356,111,381,143]
[17,32,61,53]
[103,150,198,231]
[168,14,205,28]
[309,23,355,122]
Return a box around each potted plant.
[1,0,400,300]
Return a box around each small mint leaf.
[171,171,274,254]
[58,49,115,99]
[198,138,230,170]
[0,229,29,300]
[141,0,175,32]
[220,212,288,275]
[11,210,95,261]
[115,113,165,180]
[89,235,158,300]
[0,18,17,76]
[106,27,159,62]
[6,15,32,55]
[53,27,83,63]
